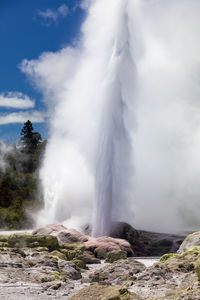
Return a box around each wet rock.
[110,222,140,242]
[135,230,185,256]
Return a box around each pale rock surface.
[177,231,200,254]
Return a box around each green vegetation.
[160,253,178,262]
[0,120,47,229]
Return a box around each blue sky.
[0,0,86,143]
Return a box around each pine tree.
[20,120,42,153]
[21,120,34,139]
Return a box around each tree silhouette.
[20,120,42,153]
[21,120,33,139]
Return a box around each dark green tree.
[21,120,33,138]
[20,120,42,153]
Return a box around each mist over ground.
[21,0,200,234]
[0,141,13,172]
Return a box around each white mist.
[21,0,200,235]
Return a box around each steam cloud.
[0,141,13,172]
[21,0,200,234]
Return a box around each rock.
[178,231,200,254]
[83,222,184,256]
[87,258,145,285]
[105,250,127,263]
[195,259,200,281]
[32,224,67,235]
[0,230,199,300]
[59,244,88,264]
[50,250,67,261]
[83,250,95,258]
[6,233,59,250]
[58,260,82,280]
[59,243,85,253]
[158,246,200,273]
[33,224,89,244]
[50,280,62,290]
[174,288,200,300]
[70,285,138,300]
[76,254,100,264]
[85,236,134,258]
[72,258,87,269]
[110,222,140,242]
[126,250,199,299]
[134,230,185,256]
[35,274,53,283]
[57,229,89,244]
[60,249,77,260]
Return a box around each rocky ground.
[0,225,199,299]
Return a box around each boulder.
[57,229,89,244]
[0,233,59,250]
[85,236,133,258]
[33,223,185,257]
[50,250,67,261]
[58,260,82,280]
[33,224,89,244]
[70,285,138,300]
[159,246,200,273]
[32,224,67,235]
[135,230,185,256]
[86,258,145,286]
[75,254,100,264]
[72,258,87,269]
[105,250,127,263]
[177,231,200,254]
[110,222,140,242]
[83,222,184,256]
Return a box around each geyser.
[21,0,200,235]
[92,1,136,237]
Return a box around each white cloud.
[78,0,91,10]
[0,92,35,109]
[38,8,58,22]
[72,0,91,12]
[58,4,69,17]
[0,111,46,125]
[37,4,69,25]
[20,47,79,105]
